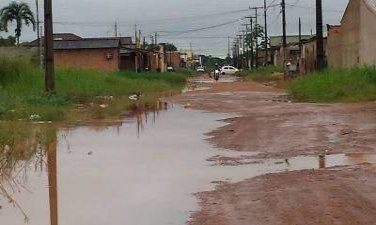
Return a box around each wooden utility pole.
[299,17,302,58]
[134,24,138,72]
[281,0,287,79]
[254,7,259,68]
[264,0,268,66]
[44,0,55,94]
[35,0,43,68]
[316,0,325,70]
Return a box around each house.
[269,35,313,48]
[269,35,313,67]
[25,33,82,47]
[300,36,328,74]
[26,33,178,72]
[327,0,376,68]
[54,38,120,71]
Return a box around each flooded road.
[1,101,376,225]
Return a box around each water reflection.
[0,123,55,222]
[1,107,376,225]
[47,134,58,225]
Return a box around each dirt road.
[169,75,376,225]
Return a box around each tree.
[165,43,177,52]
[0,1,35,45]
[245,24,264,50]
[0,35,16,46]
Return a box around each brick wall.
[54,48,119,71]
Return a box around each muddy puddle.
[1,104,376,225]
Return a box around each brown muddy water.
[1,104,376,225]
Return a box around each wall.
[54,48,119,71]
[340,0,361,67]
[165,52,181,68]
[327,27,343,68]
[119,53,135,71]
[360,0,376,65]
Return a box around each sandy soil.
[167,75,376,225]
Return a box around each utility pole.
[134,24,138,72]
[250,17,254,68]
[281,0,287,79]
[299,17,302,58]
[155,32,158,45]
[138,30,141,47]
[254,7,259,68]
[316,0,325,70]
[44,0,55,94]
[264,0,268,66]
[115,22,118,37]
[35,0,43,68]
[227,36,230,58]
[245,16,255,68]
[242,23,250,68]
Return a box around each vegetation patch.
[288,67,376,102]
[236,65,287,88]
[0,57,190,122]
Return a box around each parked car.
[196,66,205,72]
[220,66,239,75]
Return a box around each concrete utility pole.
[237,34,243,69]
[227,36,230,58]
[44,0,55,94]
[316,0,325,70]
[264,0,268,66]
[115,22,118,37]
[242,23,250,68]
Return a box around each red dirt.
[167,76,376,225]
[189,164,376,225]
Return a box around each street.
[170,75,376,225]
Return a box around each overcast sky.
[1,0,349,57]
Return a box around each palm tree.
[0,1,35,45]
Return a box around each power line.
[158,18,244,36]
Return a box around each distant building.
[327,0,376,68]
[54,38,121,71]
[24,33,82,47]
[269,35,313,48]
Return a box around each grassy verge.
[236,65,288,88]
[288,67,376,102]
[0,57,190,122]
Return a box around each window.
[105,52,113,60]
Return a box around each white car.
[196,66,205,72]
[220,66,239,75]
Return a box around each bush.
[288,67,376,102]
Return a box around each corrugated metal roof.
[54,39,120,50]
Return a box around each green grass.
[288,67,376,102]
[236,65,283,82]
[0,57,190,122]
